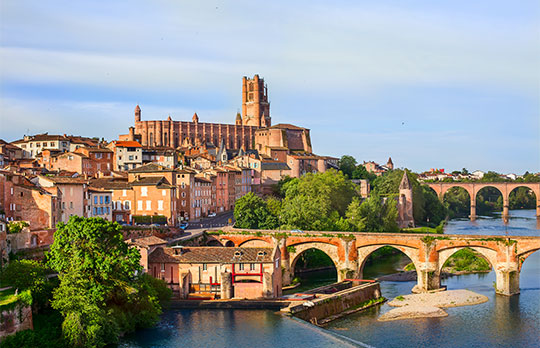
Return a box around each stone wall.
[0,305,33,339]
[288,282,381,323]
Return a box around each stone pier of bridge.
[208,229,540,296]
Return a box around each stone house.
[86,188,113,221]
[32,175,87,223]
[147,246,282,299]
[108,140,143,171]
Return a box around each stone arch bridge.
[206,228,540,296]
[427,182,540,220]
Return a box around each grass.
[0,288,17,307]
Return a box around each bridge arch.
[289,242,340,280]
[238,238,273,247]
[437,246,497,273]
[357,244,421,280]
[508,186,538,210]
[517,247,540,272]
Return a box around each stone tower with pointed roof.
[398,170,415,228]
[387,157,394,170]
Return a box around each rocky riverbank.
[378,289,488,322]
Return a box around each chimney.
[172,245,184,255]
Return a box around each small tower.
[398,170,415,228]
[235,112,242,126]
[387,157,394,170]
[135,105,141,122]
[242,74,270,127]
[192,112,199,124]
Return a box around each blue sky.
[0,1,538,174]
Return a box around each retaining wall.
[288,282,381,323]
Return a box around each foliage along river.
[120,210,540,348]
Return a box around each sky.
[0,0,539,174]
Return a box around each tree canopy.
[47,216,170,348]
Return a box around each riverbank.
[378,289,488,321]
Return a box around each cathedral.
[122,75,271,150]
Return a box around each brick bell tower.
[241,74,270,127]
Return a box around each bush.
[7,221,29,234]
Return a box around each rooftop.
[148,247,275,264]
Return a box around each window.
[129,155,133,161]
[137,200,143,211]
[104,196,110,204]
[124,201,131,210]
[69,202,73,209]
[202,263,207,271]
[141,187,148,196]
[42,142,47,147]
[146,200,151,210]
[95,153,102,159]
[182,200,186,207]
[100,196,103,204]
[50,142,55,147]
[161,263,165,272]
[239,264,245,271]
[250,263,256,271]
[106,207,110,214]
[62,202,65,209]
[158,200,163,211]
[162,190,166,196]
[122,189,127,196]
[93,207,97,215]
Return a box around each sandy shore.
[378,289,488,322]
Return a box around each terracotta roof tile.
[149,247,274,264]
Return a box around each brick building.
[0,170,60,230]
[147,246,282,299]
[32,176,87,223]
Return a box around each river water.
[120,210,540,348]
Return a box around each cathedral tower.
[241,74,270,127]
[135,105,141,122]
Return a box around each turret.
[135,105,141,122]
[192,112,199,124]
[235,112,242,126]
[387,157,394,170]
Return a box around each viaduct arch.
[208,228,540,296]
[427,182,540,220]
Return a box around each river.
[120,210,540,348]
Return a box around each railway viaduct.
[426,182,540,220]
[206,228,540,296]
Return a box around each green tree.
[373,169,446,225]
[338,155,357,178]
[345,197,366,231]
[351,164,377,182]
[234,192,278,229]
[350,193,399,232]
[280,169,356,230]
[47,216,163,348]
